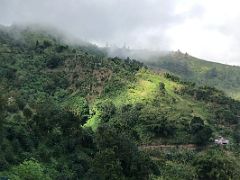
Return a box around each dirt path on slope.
[139,144,198,150]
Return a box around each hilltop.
[0,25,240,179]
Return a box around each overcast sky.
[1,0,240,65]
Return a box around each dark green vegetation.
[0,25,240,179]
[141,50,240,100]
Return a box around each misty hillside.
[137,50,240,100]
[0,26,240,179]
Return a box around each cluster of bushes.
[189,117,212,145]
[0,92,157,179]
[164,73,195,86]
[95,99,213,146]
[180,84,240,126]
[149,148,240,180]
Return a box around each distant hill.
[0,25,240,179]
[138,50,240,100]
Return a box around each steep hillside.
[0,26,240,179]
[140,50,240,100]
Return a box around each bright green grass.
[84,103,101,130]
[112,69,182,106]
[84,69,211,130]
[84,69,169,130]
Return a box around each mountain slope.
[0,25,240,179]
[140,50,240,99]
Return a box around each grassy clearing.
[84,69,211,130]
[112,69,181,106]
[84,103,101,130]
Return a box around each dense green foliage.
[194,149,240,179]
[0,25,240,179]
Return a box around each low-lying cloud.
[0,0,240,65]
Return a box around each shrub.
[1,159,52,180]
[193,150,240,180]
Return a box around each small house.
[214,136,229,145]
